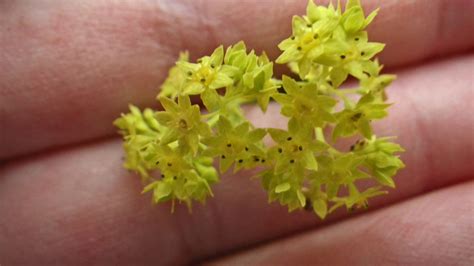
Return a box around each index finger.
[0,0,472,159]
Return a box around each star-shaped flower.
[268,118,328,176]
[141,146,219,210]
[177,46,236,95]
[202,115,267,173]
[332,93,391,140]
[155,95,211,154]
[273,76,337,127]
[329,185,387,213]
[158,51,190,99]
[353,136,405,188]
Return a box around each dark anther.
[179,119,188,129]
[227,143,232,147]
[221,155,226,159]
[351,112,363,121]
[304,198,313,211]
[200,78,206,83]
[238,159,244,163]
[328,80,333,86]
[278,148,283,153]
[363,71,371,77]
[355,37,360,41]
[245,147,249,151]
[313,33,319,39]
[307,24,312,28]
[197,59,202,63]
[253,156,260,162]
[291,36,295,40]
[261,159,266,163]
[340,55,346,59]
[173,176,177,180]
[287,137,293,141]
[298,146,303,151]
[297,46,302,51]
[155,161,160,165]
[290,159,295,164]
[210,64,215,68]
[167,163,172,167]
[187,71,192,76]
[161,174,165,178]
[361,51,365,56]
[359,140,366,146]
[350,145,355,151]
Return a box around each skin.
[0,0,473,265]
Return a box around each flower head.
[115,0,404,218]
[155,95,211,154]
[333,93,391,140]
[177,46,236,95]
[159,51,190,99]
[202,115,267,173]
[273,76,337,127]
[353,136,405,187]
[268,118,328,176]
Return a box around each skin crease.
[0,0,473,265]
[209,181,474,266]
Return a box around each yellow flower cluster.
[114,0,404,218]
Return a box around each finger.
[1,0,473,159]
[208,181,474,266]
[0,55,473,264]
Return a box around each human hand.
[0,0,473,265]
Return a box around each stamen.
[179,119,188,129]
[351,112,363,121]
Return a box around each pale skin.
[0,0,473,265]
